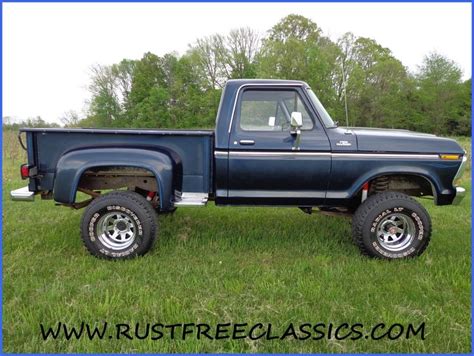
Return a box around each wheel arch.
[350,169,442,204]
[53,147,176,209]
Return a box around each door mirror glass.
[268,116,276,127]
[290,112,303,129]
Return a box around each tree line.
[5,15,471,136]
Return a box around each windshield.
[306,88,337,128]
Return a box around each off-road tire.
[128,188,177,215]
[352,191,431,259]
[80,191,157,259]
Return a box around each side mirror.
[290,112,303,129]
[290,112,303,151]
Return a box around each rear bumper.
[452,187,466,205]
[10,186,35,201]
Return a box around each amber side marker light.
[440,154,461,160]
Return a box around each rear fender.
[54,148,175,209]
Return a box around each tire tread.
[80,190,158,259]
[351,191,432,258]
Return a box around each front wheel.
[352,191,431,259]
[80,191,157,259]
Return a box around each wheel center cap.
[116,221,127,231]
[389,226,398,235]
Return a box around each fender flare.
[53,147,175,209]
[348,166,442,202]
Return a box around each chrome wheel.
[376,213,415,252]
[96,211,137,251]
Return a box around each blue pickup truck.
[11,79,467,260]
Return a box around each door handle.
[239,140,255,145]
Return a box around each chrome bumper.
[451,154,468,205]
[453,155,468,182]
[452,187,466,205]
[10,186,35,201]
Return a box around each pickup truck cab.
[11,79,467,260]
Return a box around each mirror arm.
[290,111,303,150]
[292,128,301,151]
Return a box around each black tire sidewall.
[81,193,156,259]
[361,198,430,259]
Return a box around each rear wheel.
[80,191,157,259]
[352,191,431,259]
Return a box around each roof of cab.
[225,79,309,88]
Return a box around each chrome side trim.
[228,83,304,134]
[229,151,330,157]
[228,190,325,198]
[332,153,440,159]
[214,150,441,160]
[214,151,228,157]
[452,187,466,205]
[10,186,35,201]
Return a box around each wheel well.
[78,166,158,193]
[367,174,434,198]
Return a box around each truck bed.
[21,128,214,195]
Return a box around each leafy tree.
[224,27,260,79]
[188,27,260,89]
[77,15,470,136]
[87,64,122,127]
[457,78,472,135]
[111,59,136,115]
[339,36,411,128]
[256,14,340,114]
[168,54,221,128]
[188,35,226,89]
[414,52,469,135]
[3,116,60,129]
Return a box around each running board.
[173,192,208,207]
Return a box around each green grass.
[2,132,471,353]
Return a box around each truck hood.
[345,127,464,154]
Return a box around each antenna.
[341,61,350,127]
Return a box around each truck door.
[226,86,331,205]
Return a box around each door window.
[239,90,314,131]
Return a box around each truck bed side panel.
[24,129,214,195]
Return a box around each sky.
[3,2,472,124]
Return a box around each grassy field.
[2,130,471,353]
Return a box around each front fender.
[53,148,175,209]
[350,166,442,200]
[327,157,460,205]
